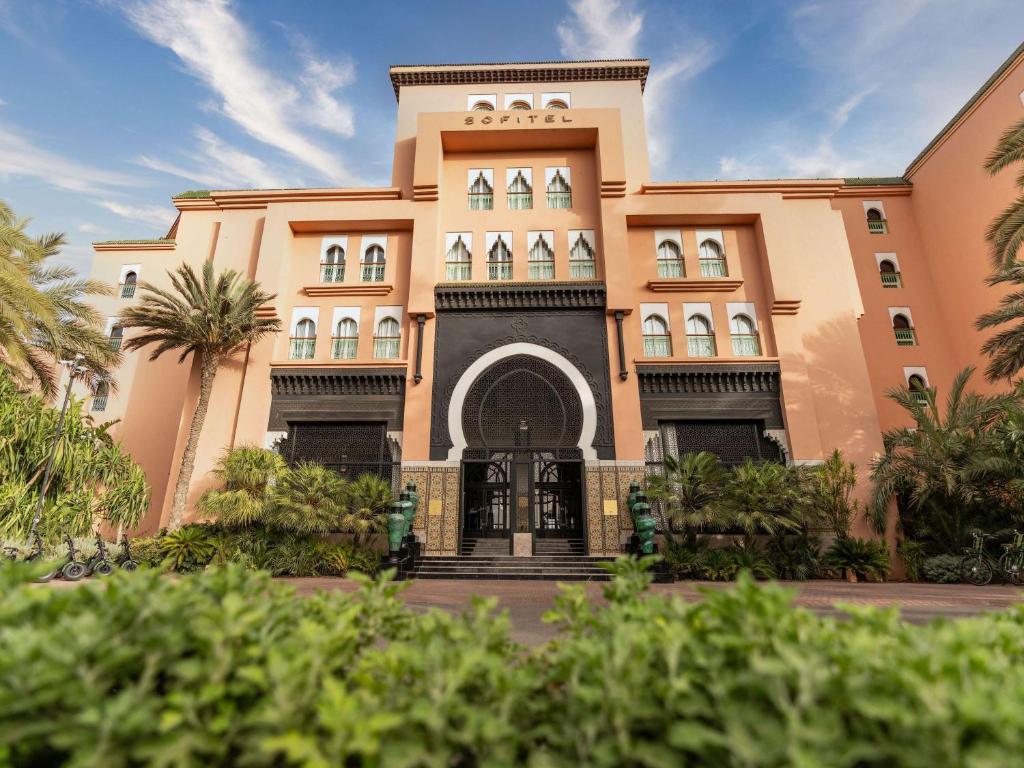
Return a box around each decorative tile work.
[399,468,430,529]
[403,463,461,555]
[584,463,646,555]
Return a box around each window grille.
[657,240,683,278]
[698,240,727,277]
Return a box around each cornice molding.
[640,179,844,198]
[302,284,393,297]
[173,187,403,211]
[636,362,781,395]
[646,278,742,293]
[434,281,606,311]
[270,367,407,397]
[93,240,175,252]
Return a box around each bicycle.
[961,532,998,586]
[998,530,1024,586]
[116,536,139,572]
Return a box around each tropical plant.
[339,473,392,545]
[118,261,279,529]
[823,537,890,582]
[767,534,821,580]
[157,525,215,571]
[922,554,964,584]
[661,532,708,580]
[730,540,776,579]
[869,367,1019,552]
[983,115,1024,271]
[722,459,807,544]
[197,445,285,527]
[267,462,345,535]
[897,538,926,582]
[0,375,148,542]
[0,200,120,397]
[699,547,739,581]
[645,451,728,533]
[976,263,1024,382]
[810,449,858,539]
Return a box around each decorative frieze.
[434,282,606,311]
[270,367,407,397]
[637,363,781,395]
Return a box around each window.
[290,318,317,360]
[508,169,533,210]
[546,99,569,109]
[373,317,400,359]
[568,231,596,279]
[730,314,760,356]
[92,381,109,412]
[657,240,683,278]
[471,100,494,111]
[508,100,531,111]
[108,325,123,351]
[528,234,555,280]
[321,245,345,283]
[698,239,727,277]
[879,259,901,288]
[468,170,493,210]
[546,168,572,209]
[332,318,358,360]
[445,235,472,281]
[893,313,916,346]
[361,244,385,282]
[908,374,928,405]
[686,314,717,357]
[643,315,672,357]
[120,271,137,299]
[488,235,512,280]
[867,207,888,234]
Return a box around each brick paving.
[279,578,1024,645]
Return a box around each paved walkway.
[279,578,1024,645]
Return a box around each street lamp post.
[28,356,89,541]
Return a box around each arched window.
[698,239,727,277]
[546,169,572,209]
[109,325,124,351]
[686,314,716,357]
[290,318,316,360]
[643,314,672,358]
[92,380,109,412]
[908,374,928,404]
[321,245,345,283]
[568,233,596,279]
[120,271,137,299]
[508,100,531,111]
[471,100,494,112]
[528,235,555,280]
[507,170,532,210]
[361,244,385,282]
[730,314,760,356]
[332,318,358,360]
[373,317,400,359]
[546,99,569,110]
[468,171,493,210]
[866,207,888,234]
[879,259,901,288]
[657,240,683,278]
[445,236,472,281]
[893,313,916,346]
[488,236,512,280]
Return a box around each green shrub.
[662,533,707,579]
[767,534,821,580]
[5,559,1024,766]
[699,547,739,581]
[923,554,964,584]
[824,536,891,581]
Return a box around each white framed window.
[332,318,358,359]
[445,233,472,281]
[320,237,346,283]
[864,200,888,234]
[374,317,401,359]
[655,230,684,278]
[545,167,572,209]
[507,168,533,210]
[119,264,140,299]
[360,236,387,282]
[685,303,716,357]
[542,92,571,109]
[697,232,727,277]
[468,169,493,210]
[487,232,512,280]
[468,94,496,111]
[290,318,317,360]
[503,93,534,110]
[568,230,596,279]
[889,306,917,346]
[641,303,672,358]
[527,231,555,280]
[904,367,930,405]
[92,381,109,412]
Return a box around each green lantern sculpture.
[626,480,642,520]
[399,490,415,541]
[632,491,656,555]
[387,501,407,555]
[405,481,420,519]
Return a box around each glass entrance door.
[532,453,583,538]
[462,455,511,538]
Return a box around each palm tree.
[645,451,728,533]
[266,462,345,535]
[977,264,1024,382]
[339,473,391,546]
[722,459,806,545]
[984,116,1024,270]
[118,261,279,529]
[0,200,119,396]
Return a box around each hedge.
[2,558,1024,766]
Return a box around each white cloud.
[0,122,138,194]
[120,0,359,184]
[644,45,716,168]
[78,223,103,234]
[286,29,356,138]
[557,0,644,59]
[99,201,177,229]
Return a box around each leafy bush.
[699,547,739,581]
[767,534,821,580]
[824,536,891,581]
[662,533,708,579]
[6,559,1024,766]
[923,554,964,584]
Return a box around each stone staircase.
[408,537,614,581]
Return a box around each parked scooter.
[87,533,115,576]
[56,534,88,581]
[117,536,139,572]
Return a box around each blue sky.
[1,0,1023,274]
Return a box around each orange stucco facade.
[87,52,1024,553]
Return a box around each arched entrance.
[459,353,586,552]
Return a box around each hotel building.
[88,47,1024,557]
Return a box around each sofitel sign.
[464,113,574,126]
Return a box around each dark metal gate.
[532,451,583,538]
[275,421,400,486]
[462,452,512,538]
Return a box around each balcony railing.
[699,259,728,278]
[911,390,929,406]
[488,262,512,280]
[569,261,596,279]
[687,335,717,357]
[731,334,761,357]
[109,337,122,351]
[331,337,357,360]
[528,262,555,280]
[468,193,493,211]
[289,338,316,360]
[868,219,888,234]
[507,192,532,210]
[894,328,917,346]
[320,263,344,283]
[91,396,108,412]
[373,337,400,359]
[361,263,385,282]
[119,283,136,299]
[643,335,672,358]
[547,192,572,209]
[445,263,472,281]
[657,260,684,278]
[880,271,902,288]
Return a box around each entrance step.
[460,538,511,556]
[533,538,586,556]
[409,553,615,581]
